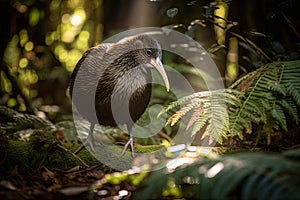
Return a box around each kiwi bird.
[69,34,169,156]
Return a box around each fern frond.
[270,104,287,131]
[158,90,223,117]
[186,107,204,130]
[228,67,263,90]
[279,98,299,123]
[0,106,56,133]
[191,108,210,136]
[166,100,202,126]
[162,60,300,144]
[229,60,300,139]
[158,100,181,118]
[206,113,229,143]
[229,74,269,136]
[270,84,287,96]
[163,89,236,143]
[286,83,300,105]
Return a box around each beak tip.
[151,57,170,93]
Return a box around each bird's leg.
[121,126,134,157]
[74,122,96,154]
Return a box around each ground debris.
[0,164,110,200]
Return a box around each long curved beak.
[150,57,170,92]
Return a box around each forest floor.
[1,131,299,200]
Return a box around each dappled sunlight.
[61,7,86,43]
[204,162,224,178]
[2,0,102,114]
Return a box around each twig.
[57,144,89,168]
[157,131,172,142]
[229,31,272,62]
[281,12,300,39]
[201,13,238,31]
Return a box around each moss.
[0,132,167,174]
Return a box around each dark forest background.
[1,0,299,120]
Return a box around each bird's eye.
[145,49,152,57]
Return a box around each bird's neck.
[108,50,152,88]
[112,65,151,97]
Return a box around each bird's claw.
[74,135,96,154]
[121,137,134,157]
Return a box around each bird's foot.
[74,135,96,154]
[121,137,134,157]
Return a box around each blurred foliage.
[1,0,103,121]
[80,147,300,199]
[133,148,300,199]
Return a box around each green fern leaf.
[280,98,299,123]
[0,106,56,133]
[286,83,300,105]
[161,60,300,144]
[270,105,287,131]
[190,110,209,136]
[270,84,287,96]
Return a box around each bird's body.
[69,35,169,156]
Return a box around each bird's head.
[118,34,170,92]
